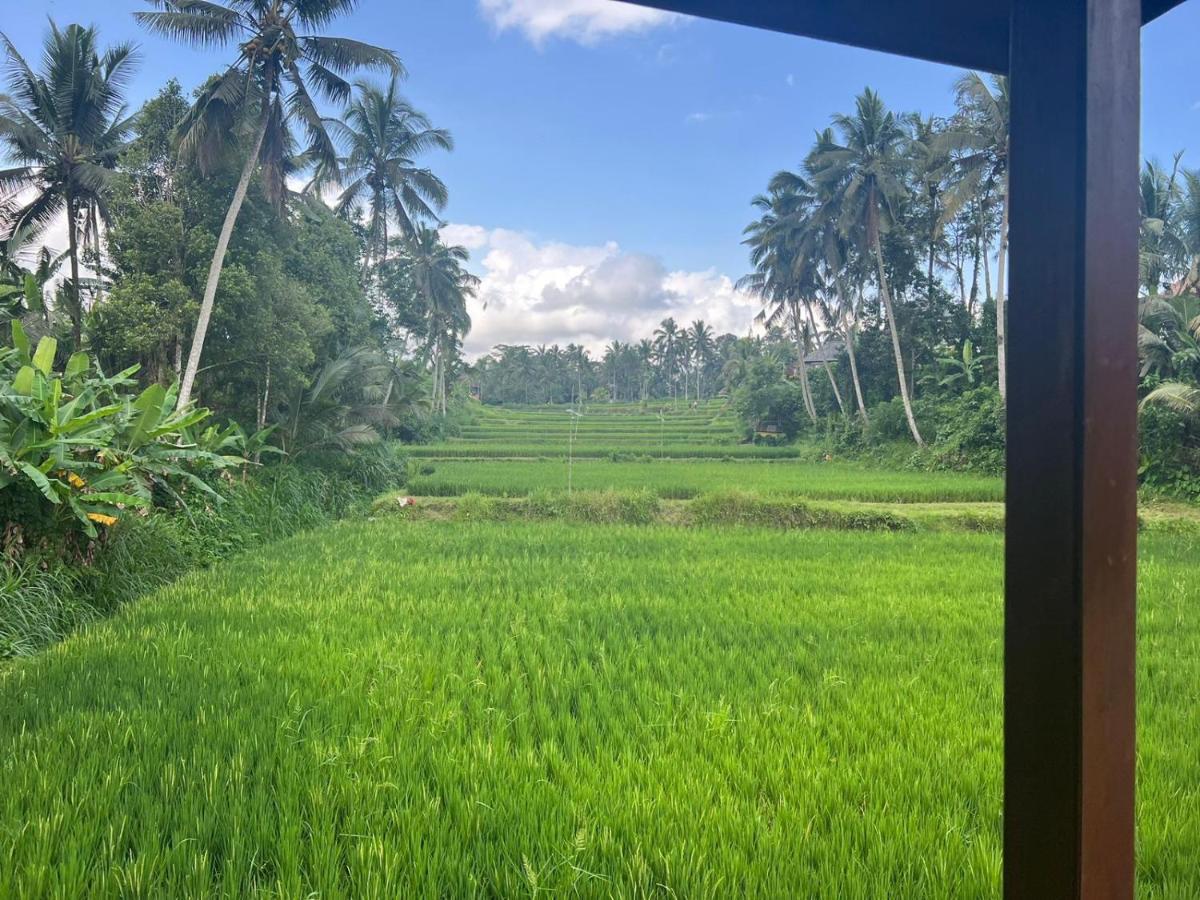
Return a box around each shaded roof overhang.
[624,0,1189,73]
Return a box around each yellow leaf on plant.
[86,513,118,527]
[67,472,87,489]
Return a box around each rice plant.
[0,522,1196,896]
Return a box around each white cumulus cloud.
[477,0,681,45]
[440,223,759,357]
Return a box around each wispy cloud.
[684,111,713,125]
[478,0,682,46]
[656,42,680,66]
[1191,99,1200,111]
[785,73,795,88]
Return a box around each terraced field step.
[472,422,735,429]
[481,402,729,413]
[447,436,741,445]
[407,445,803,459]
[375,492,1200,534]
[374,491,1005,532]
[456,428,737,436]
[405,459,1005,502]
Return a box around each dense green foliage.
[1,18,463,452]
[0,325,243,547]
[1,521,1196,895]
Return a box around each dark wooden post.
[1005,0,1141,896]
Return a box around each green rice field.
[411,400,804,459]
[1,522,1196,896]
[2,402,1197,896]
[407,458,1004,502]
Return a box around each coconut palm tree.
[1138,294,1200,421]
[689,320,714,401]
[405,227,476,415]
[136,0,401,409]
[602,340,625,401]
[277,344,426,456]
[765,167,849,416]
[906,113,953,304]
[636,339,654,400]
[807,88,925,444]
[322,75,452,272]
[941,73,1010,400]
[676,329,693,402]
[1138,155,1187,295]
[653,317,681,403]
[739,179,820,423]
[0,23,138,349]
[1182,170,1200,289]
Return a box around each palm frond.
[290,0,361,28]
[1139,382,1199,414]
[302,57,353,104]
[133,2,244,48]
[300,36,401,76]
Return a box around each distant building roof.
[804,340,845,366]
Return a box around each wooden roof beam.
[624,0,1190,74]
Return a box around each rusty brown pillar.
[1005,0,1141,896]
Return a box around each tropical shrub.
[865,397,917,444]
[730,357,808,441]
[1138,399,1200,498]
[0,323,240,554]
[926,387,1006,474]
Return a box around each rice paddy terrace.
[407,400,796,459]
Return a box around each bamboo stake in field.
[567,407,583,494]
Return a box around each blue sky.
[5,0,1199,353]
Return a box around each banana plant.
[1,322,241,539]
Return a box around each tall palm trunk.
[873,238,924,446]
[967,203,983,320]
[982,237,993,302]
[927,198,937,304]
[995,162,1010,402]
[257,360,271,430]
[430,341,442,413]
[838,283,870,423]
[844,321,870,423]
[796,357,817,422]
[177,100,271,410]
[65,195,82,351]
[790,306,818,424]
[804,301,846,414]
